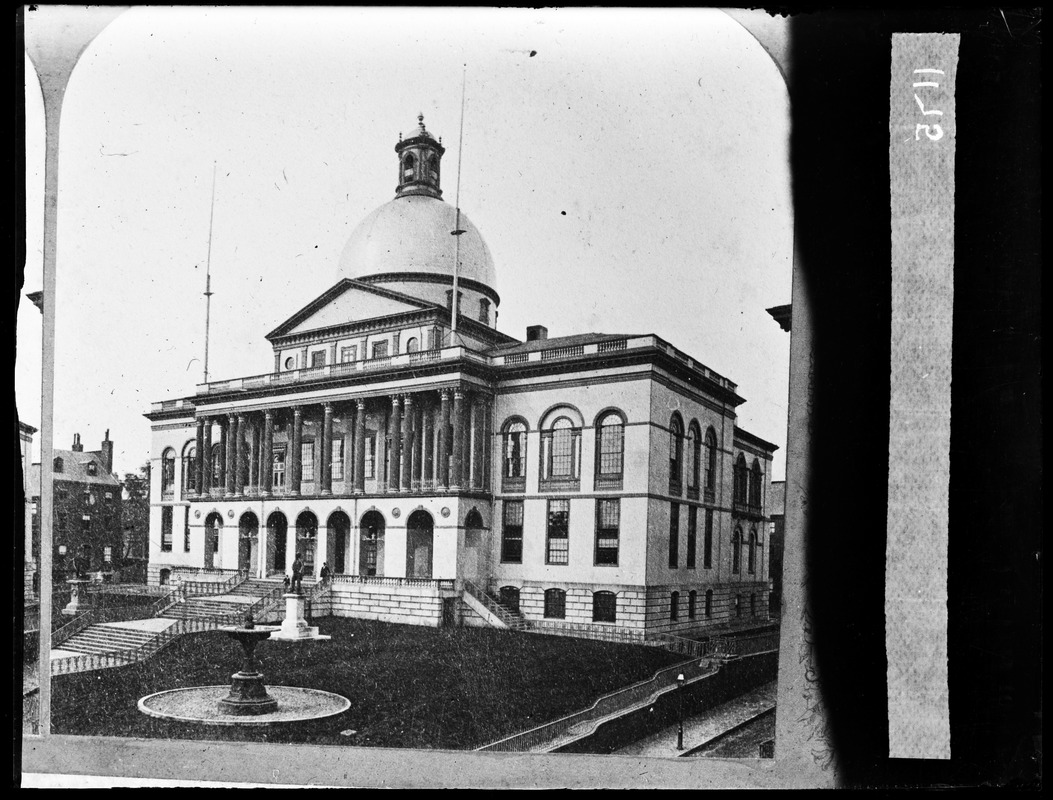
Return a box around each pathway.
[610,681,776,758]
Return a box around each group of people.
[282,554,333,594]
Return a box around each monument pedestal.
[61,579,89,616]
[270,593,331,642]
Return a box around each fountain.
[216,613,279,715]
[138,610,349,726]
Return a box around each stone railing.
[332,574,455,591]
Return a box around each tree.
[119,462,150,569]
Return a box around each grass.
[50,617,684,750]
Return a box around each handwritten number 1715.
[913,68,945,141]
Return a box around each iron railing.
[463,581,528,630]
[477,654,712,753]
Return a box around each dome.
[337,194,497,291]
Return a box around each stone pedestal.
[61,579,89,616]
[270,593,331,642]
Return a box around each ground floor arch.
[238,511,259,574]
[359,510,385,577]
[406,509,434,579]
[296,510,319,572]
[327,510,351,574]
[267,511,287,574]
[204,512,223,570]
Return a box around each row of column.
[191,387,492,498]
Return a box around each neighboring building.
[29,431,123,589]
[144,116,778,637]
[768,480,785,616]
[20,420,37,600]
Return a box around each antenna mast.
[203,162,217,384]
[450,67,468,338]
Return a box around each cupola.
[395,113,445,199]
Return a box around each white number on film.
[913,68,946,141]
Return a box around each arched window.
[688,421,702,495]
[704,428,717,496]
[402,152,415,179]
[733,526,742,574]
[544,588,566,619]
[750,459,763,508]
[540,414,581,488]
[593,591,617,623]
[161,448,176,498]
[182,442,197,497]
[670,591,680,621]
[688,590,697,619]
[159,568,171,586]
[748,528,758,574]
[705,589,713,618]
[499,586,520,614]
[733,454,748,505]
[502,419,527,490]
[428,154,439,182]
[405,337,420,353]
[668,414,684,494]
[595,411,625,487]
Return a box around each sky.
[20,6,793,481]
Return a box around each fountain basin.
[138,686,350,726]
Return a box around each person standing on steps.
[290,554,304,594]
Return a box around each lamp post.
[676,672,686,751]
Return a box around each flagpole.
[203,162,217,384]
[450,67,467,340]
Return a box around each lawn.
[50,617,684,750]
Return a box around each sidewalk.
[610,681,776,758]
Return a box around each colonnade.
[189,386,493,498]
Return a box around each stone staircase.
[463,581,530,631]
[57,625,159,656]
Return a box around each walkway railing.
[528,620,646,644]
[464,581,528,630]
[178,569,248,597]
[706,629,780,658]
[51,611,96,649]
[477,654,712,753]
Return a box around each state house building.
[145,116,777,637]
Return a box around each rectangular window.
[668,503,680,568]
[311,350,326,368]
[332,439,345,481]
[301,440,315,482]
[161,506,173,552]
[364,435,376,479]
[593,591,617,623]
[501,501,524,563]
[184,507,191,552]
[544,589,566,619]
[104,492,113,500]
[704,508,714,569]
[686,505,697,569]
[272,445,286,490]
[546,499,570,565]
[595,499,620,566]
[340,345,357,363]
[103,546,112,563]
[371,340,389,359]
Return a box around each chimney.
[71,433,83,452]
[101,429,114,474]
[526,325,548,342]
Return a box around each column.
[235,414,247,496]
[202,418,213,493]
[248,416,260,494]
[468,397,480,490]
[320,402,333,495]
[261,410,274,496]
[401,394,414,492]
[216,418,227,493]
[420,401,431,486]
[354,399,366,493]
[483,396,493,491]
[226,414,238,495]
[290,406,303,495]
[194,418,205,496]
[389,395,402,492]
[438,389,450,490]
[451,389,465,490]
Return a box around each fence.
[464,581,528,630]
[477,654,712,753]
